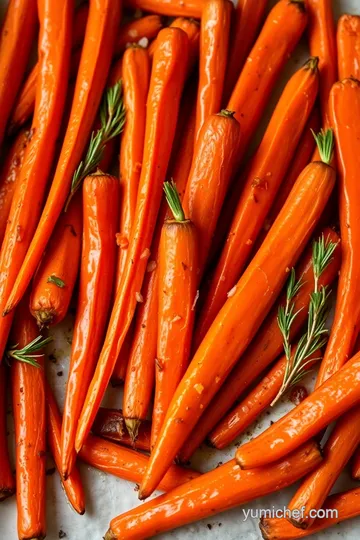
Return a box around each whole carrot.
[196,58,319,346]
[92,408,151,452]
[195,0,232,140]
[61,172,119,479]
[75,28,190,451]
[4,0,122,317]
[0,128,30,243]
[223,0,268,104]
[0,363,14,501]
[138,132,335,499]
[124,0,203,18]
[30,193,83,328]
[105,441,322,540]
[152,183,198,446]
[316,79,360,388]
[79,434,200,492]
[45,381,85,515]
[337,14,360,80]
[178,228,340,462]
[0,0,37,148]
[0,0,72,363]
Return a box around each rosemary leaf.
[6,335,53,368]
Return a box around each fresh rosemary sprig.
[68,81,126,201]
[163,180,186,222]
[272,235,338,406]
[6,335,53,368]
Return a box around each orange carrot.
[61,172,119,479]
[337,14,360,80]
[92,408,151,452]
[4,0,122,317]
[105,441,322,539]
[0,363,14,501]
[124,0,203,18]
[138,132,335,499]
[115,15,163,55]
[195,0,232,139]
[75,28,190,451]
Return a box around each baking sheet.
[1,0,360,538]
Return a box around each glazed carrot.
[337,15,360,80]
[92,408,151,452]
[79,434,200,492]
[75,28,190,451]
[178,228,340,462]
[306,0,337,123]
[4,0,122,317]
[11,299,46,540]
[0,128,30,243]
[0,363,14,501]
[195,0,232,139]
[287,405,360,529]
[30,194,83,328]
[105,441,322,540]
[61,172,119,479]
[0,0,37,148]
[8,3,89,135]
[115,16,163,55]
[223,0,268,104]
[124,0,203,18]
[196,58,319,346]
[138,132,335,499]
[351,447,360,479]
[316,79,360,388]
[45,381,85,515]
[260,487,360,539]
[151,183,198,446]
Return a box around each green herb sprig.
[6,335,53,368]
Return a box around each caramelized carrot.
[92,408,151,452]
[223,0,268,104]
[124,0,203,18]
[196,58,319,346]
[195,0,232,139]
[11,299,46,540]
[75,28,190,451]
[316,79,360,387]
[337,14,360,80]
[179,228,340,462]
[79,435,200,492]
[61,173,119,479]
[0,363,14,501]
[139,133,335,499]
[115,15,163,55]
[0,128,30,243]
[30,193,82,328]
[105,442,322,540]
[45,381,85,515]
[4,0,122,317]
[0,0,37,147]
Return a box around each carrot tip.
[104,529,117,540]
[125,418,141,442]
[287,517,308,530]
[33,309,54,328]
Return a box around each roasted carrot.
[337,15,360,80]
[138,132,335,499]
[8,3,89,135]
[223,0,268,104]
[195,0,232,139]
[0,0,72,364]
[0,128,30,243]
[92,408,151,452]
[151,183,198,446]
[75,28,190,451]
[196,58,319,346]
[4,0,122,317]
[0,0,37,148]
[287,405,360,529]
[124,0,203,18]
[260,487,360,539]
[11,299,46,540]
[115,15,163,55]
[179,228,340,462]
[61,172,119,479]
[45,381,85,515]
[105,441,322,540]
[30,193,83,328]
[0,363,14,501]
[79,435,200,492]
[306,0,337,123]
[316,79,360,388]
